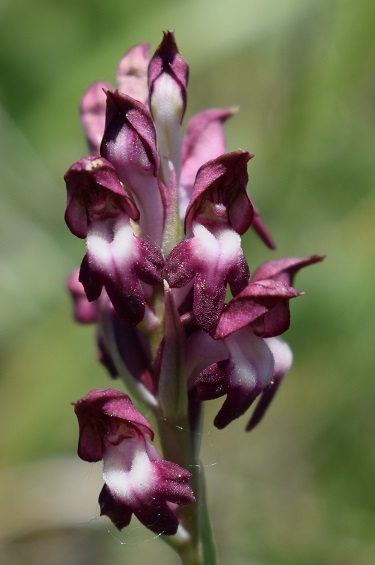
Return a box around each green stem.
[155,413,217,565]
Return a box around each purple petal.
[99,484,133,530]
[100,436,194,535]
[64,156,139,239]
[80,81,112,155]
[251,206,276,250]
[185,151,254,235]
[251,254,325,285]
[80,217,163,325]
[116,43,151,106]
[73,389,154,462]
[148,30,189,122]
[101,90,164,245]
[66,268,99,324]
[148,31,188,187]
[196,329,274,428]
[246,338,293,431]
[180,108,236,215]
[213,279,301,339]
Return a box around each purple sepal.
[72,389,154,462]
[101,90,160,180]
[251,206,276,250]
[185,151,254,235]
[251,254,325,285]
[101,90,164,244]
[64,156,139,239]
[148,30,189,122]
[116,43,151,106]
[66,268,99,324]
[213,279,301,339]
[80,82,112,155]
[179,108,236,216]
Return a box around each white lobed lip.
[103,438,155,504]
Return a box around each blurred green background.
[1,0,374,563]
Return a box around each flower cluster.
[65,31,323,540]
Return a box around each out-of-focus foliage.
[1,0,374,563]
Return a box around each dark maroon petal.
[251,255,325,285]
[214,388,259,430]
[227,249,251,296]
[99,484,133,530]
[101,90,159,180]
[213,280,301,339]
[185,151,254,235]
[107,311,155,392]
[251,206,276,250]
[153,460,195,505]
[79,253,103,302]
[135,238,164,285]
[195,360,232,401]
[80,81,112,155]
[193,272,227,332]
[104,274,146,326]
[134,500,179,535]
[164,238,197,288]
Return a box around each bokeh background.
[1,0,374,563]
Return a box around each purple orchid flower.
[191,255,323,428]
[165,151,253,331]
[73,389,195,535]
[64,156,163,325]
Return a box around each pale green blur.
[1,0,374,563]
